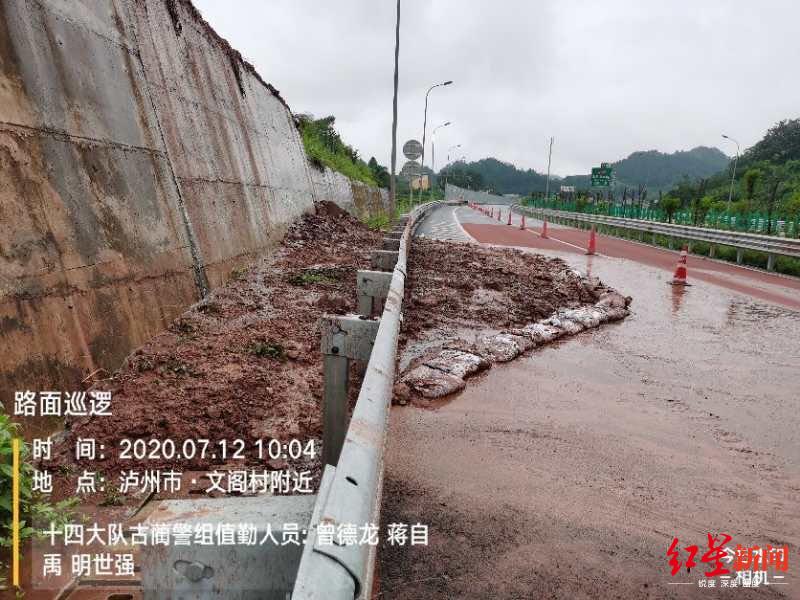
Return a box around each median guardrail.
[292,201,440,600]
[514,205,800,270]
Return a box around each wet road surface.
[379,203,800,599]
[461,204,800,311]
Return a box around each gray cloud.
[193,0,799,175]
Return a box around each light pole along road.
[722,133,741,214]
[443,144,461,191]
[420,80,452,178]
[430,120,451,175]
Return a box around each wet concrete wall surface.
[0,0,387,400]
[309,165,389,220]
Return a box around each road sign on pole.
[591,163,614,187]
[402,139,423,161]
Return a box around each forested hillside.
[439,147,728,195]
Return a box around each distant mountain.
[444,157,548,195]
[447,147,730,195]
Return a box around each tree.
[741,118,800,167]
[438,164,484,191]
[661,196,681,223]
[758,163,791,234]
[367,157,390,188]
[742,168,761,213]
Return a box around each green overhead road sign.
[591,163,614,187]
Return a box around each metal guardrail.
[514,205,800,268]
[292,201,441,600]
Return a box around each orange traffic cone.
[507,211,512,226]
[541,218,548,239]
[669,245,690,286]
[520,214,526,230]
[586,226,597,255]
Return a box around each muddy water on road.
[380,247,799,599]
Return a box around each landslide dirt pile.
[396,238,631,402]
[54,201,380,477]
[403,238,601,335]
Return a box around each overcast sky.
[194,0,798,176]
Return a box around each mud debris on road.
[396,238,632,403]
[52,201,381,497]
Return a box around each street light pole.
[388,0,400,215]
[722,134,740,215]
[429,121,450,199]
[421,80,452,173]
[444,144,461,195]
[431,121,451,174]
[544,136,554,200]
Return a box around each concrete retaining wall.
[310,165,389,219]
[0,0,388,400]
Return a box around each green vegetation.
[437,163,486,192]
[249,340,285,360]
[364,213,391,231]
[562,147,728,192]
[287,268,338,286]
[438,148,728,196]
[522,119,800,240]
[1,414,77,586]
[297,114,387,187]
[657,119,800,236]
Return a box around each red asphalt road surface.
[462,221,800,311]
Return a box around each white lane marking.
[466,205,605,256]
[452,206,480,243]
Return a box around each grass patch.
[287,268,339,286]
[230,266,248,281]
[363,213,391,232]
[298,115,378,186]
[249,341,285,360]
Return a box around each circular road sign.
[400,159,421,180]
[402,139,423,161]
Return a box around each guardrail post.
[767,253,776,271]
[320,315,380,466]
[736,248,744,264]
[370,250,399,271]
[356,270,393,317]
[709,244,716,258]
[668,237,674,250]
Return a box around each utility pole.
[388,0,400,215]
[722,134,740,215]
[544,136,554,200]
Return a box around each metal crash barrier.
[292,202,440,599]
[514,205,800,270]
